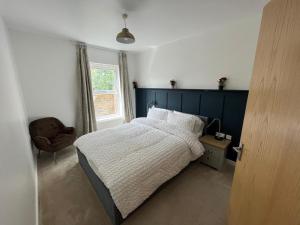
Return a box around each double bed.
[74,110,206,225]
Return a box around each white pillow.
[147,107,169,121]
[193,117,205,137]
[167,111,195,132]
[174,111,205,137]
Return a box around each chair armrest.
[63,127,76,134]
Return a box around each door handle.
[233,144,244,161]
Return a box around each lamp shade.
[116,28,135,44]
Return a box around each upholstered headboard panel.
[135,88,248,161]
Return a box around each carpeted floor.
[38,147,234,225]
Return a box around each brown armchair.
[29,117,76,161]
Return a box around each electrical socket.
[226,135,232,140]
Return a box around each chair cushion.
[50,133,75,150]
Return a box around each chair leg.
[38,149,41,159]
[53,152,57,164]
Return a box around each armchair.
[29,117,76,161]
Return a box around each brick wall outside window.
[93,92,118,117]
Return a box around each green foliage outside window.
[91,68,115,91]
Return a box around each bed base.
[77,148,123,225]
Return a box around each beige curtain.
[119,51,134,122]
[77,43,97,135]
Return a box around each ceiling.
[0,0,268,51]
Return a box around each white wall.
[8,29,138,129]
[134,17,261,90]
[8,29,78,127]
[0,18,37,225]
[88,45,119,65]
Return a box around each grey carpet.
[38,147,234,225]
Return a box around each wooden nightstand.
[199,135,231,170]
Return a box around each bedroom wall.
[8,29,78,127]
[0,18,37,225]
[8,29,137,129]
[134,16,261,90]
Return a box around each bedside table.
[199,135,231,170]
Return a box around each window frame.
[89,62,123,121]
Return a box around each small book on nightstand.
[199,135,231,170]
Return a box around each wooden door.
[228,0,300,225]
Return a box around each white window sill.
[96,116,124,122]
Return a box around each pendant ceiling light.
[116,13,135,44]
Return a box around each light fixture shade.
[116,28,135,44]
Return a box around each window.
[90,62,122,120]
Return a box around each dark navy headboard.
[135,88,248,161]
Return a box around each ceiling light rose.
[116,13,135,44]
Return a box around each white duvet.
[74,117,205,218]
